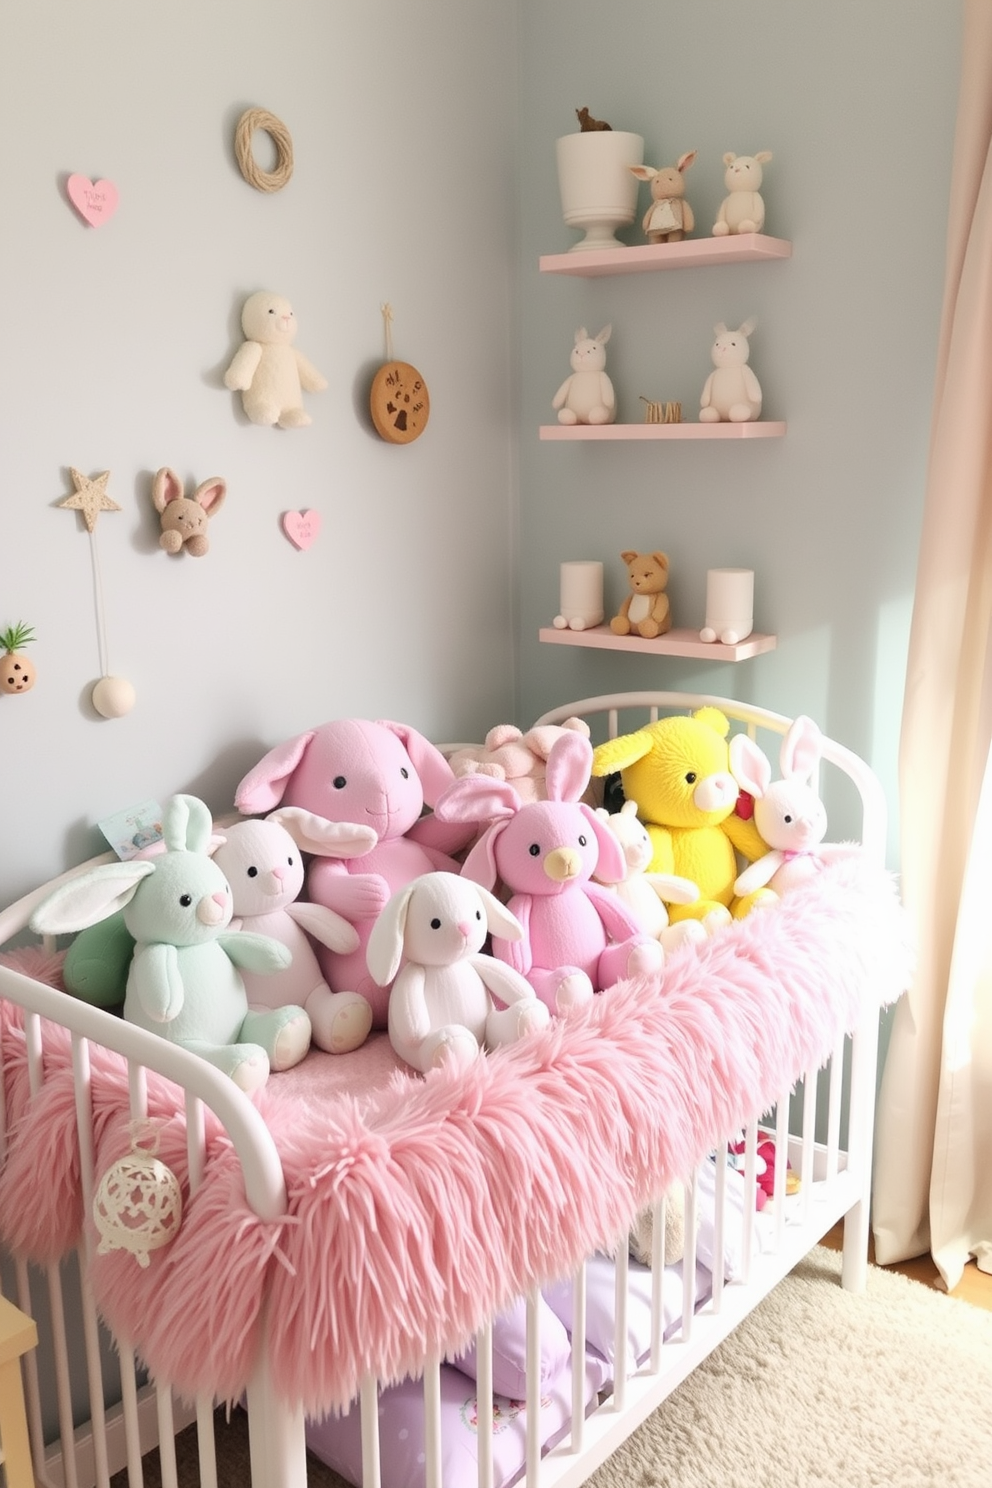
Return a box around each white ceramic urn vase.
[556,131,645,251]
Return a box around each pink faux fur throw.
[0,857,912,1414]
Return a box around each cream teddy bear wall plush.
[224,290,327,428]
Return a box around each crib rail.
[0,692,887,1488]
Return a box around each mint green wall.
[516,1,962,859]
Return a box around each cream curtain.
[872,0,992,1291]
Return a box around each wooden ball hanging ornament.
[370,304,430,445]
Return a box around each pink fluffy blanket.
[0,856,912,1415]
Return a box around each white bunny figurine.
[729,717,859,898]
[712,151,772,237]
[699,319,762,424]
[366,871,550,1075]
[213,810,380,1055]
[552,325,617,426]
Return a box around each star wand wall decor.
[58,467,121,532]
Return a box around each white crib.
[0,692,908,1488]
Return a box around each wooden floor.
[822,1222,992,1312]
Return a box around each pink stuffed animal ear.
[377,720,455,805]
[728,732,771,800]
[193,477,226,515]
[780,715,822,783]
[543,733,594,804]
[580,803,626,883]
[151,466,183,515]
[434,774,520,828]
[235,731,317,813]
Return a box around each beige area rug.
[116,1245,991,1487]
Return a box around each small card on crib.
[98,800,164,860]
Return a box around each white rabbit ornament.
[729,717,859,898]
[712,151,772,237]
[552,325,616,425]
[699,319,762,424]
[367,871,550,1076]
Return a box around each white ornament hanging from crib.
[93,1125,183,1268]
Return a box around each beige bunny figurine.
[629,151,697,244]
[152,467,226,557]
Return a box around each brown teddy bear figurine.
[610,550,672,638]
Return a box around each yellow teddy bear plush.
[591,706,772,922]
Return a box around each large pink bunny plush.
[434,732,663,1017]
[234,719,473,1027]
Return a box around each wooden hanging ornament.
[370,304,430,444]
[57,467,136,717]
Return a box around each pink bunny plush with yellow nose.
[435,732,663,1017]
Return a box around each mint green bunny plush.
[31,794,307,1093]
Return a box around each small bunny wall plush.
[30,795,307,1093]
[730,716,860,898]
[593,799,718,950]
[234,718,474,1028]
[152,467,226,557]
[712,151,772,237]
[435,732,663,1017]
[552,325,616,426]
[366,871,550,1075]
[224,290,327,428]
[212,811,379,1055]
[699,319,762,424]
[630,151,697,244]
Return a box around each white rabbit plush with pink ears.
[729,716,860,898]
[366,871,550,1075]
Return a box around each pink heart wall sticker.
[67,174,120,227]
[282,510,321,550]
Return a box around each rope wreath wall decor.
[234,108,294,192]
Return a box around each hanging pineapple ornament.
[369,303,430,444]
[0,622,37,694]
[93,1125,183,1269]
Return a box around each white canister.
[700,568,754,644]
[554,560,604,631]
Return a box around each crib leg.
[840,1002,881,1294]
[245,1343,308,1488]
[841,1199,870,1292]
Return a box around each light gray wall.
[517,0,962,860]
[0,1,520,911]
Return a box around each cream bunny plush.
[699,319,762,423]
[552,325,616,425]
[712,151,772,236]
[367,871,550,1075]
[212,811,379,1055]
[224,290,327,428]
[629,151,697,244]
[593,799,725,948]
[730,716,860,897]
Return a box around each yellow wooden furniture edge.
[0,1294,38,1488]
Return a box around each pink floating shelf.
[540,421,786,441]
[539,233,792,278]
[539,625,777,662]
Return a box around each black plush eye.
[784,814,793,824]
[529,843,540,856]
[401,767,409,779]
[179,893,192,907]
[247,866,258,878]
[578,834,587,847]
[430,917,442,930]
[475,909,482,921]
[685,772,697,784]
[333,776,347,789]
[287,856,294,867]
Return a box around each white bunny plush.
[212,810,379,1055]
[712,151,772,237]
[729,717,859,898]
[699,319,762,424]
[552,325,616,426]
[366,871,550,1076]
[593,799,725,948]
